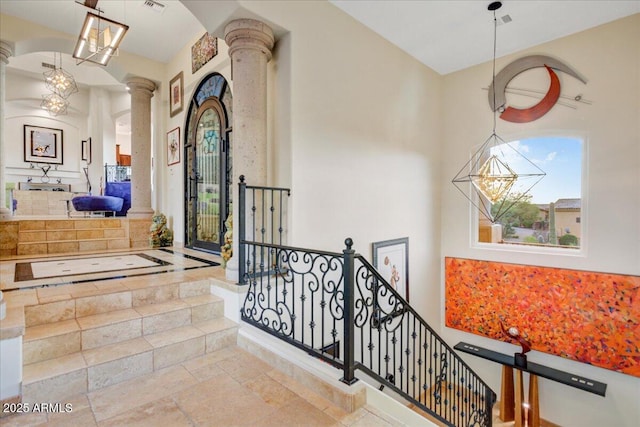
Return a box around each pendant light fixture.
[41,92,69,116]
[73,0,129,66]
[452,1,545,223]
[43,52,78,99]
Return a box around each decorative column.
[0,40,14,221]
[125,76,156,219]
[0,40,14,320]
[224,19,274,282]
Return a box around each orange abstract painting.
[445,257,640,377]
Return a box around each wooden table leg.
[528,374,541,427]
[514,369,525,427]
[499,366,515,421]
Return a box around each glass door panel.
[194,108,221,251]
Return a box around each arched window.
[477,135,584,251]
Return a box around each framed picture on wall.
[24,125,63,164]
[191,32,217,74]
[81,137,92,164]
[372,237,410,302]
[167,127,180,166]
[169,72,184,117]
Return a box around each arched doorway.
[184,73,233,253]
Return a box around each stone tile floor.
[1,247,521,427]
[1,345,408,427]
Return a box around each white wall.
[1,12,167,198]
[2,71,128,195]
[4,72,88,191]
[441,15,640,427]
[0,336,21,401]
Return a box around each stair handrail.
[350,249,496,426]
[238,179,496,427]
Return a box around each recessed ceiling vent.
[142,0,165,14]
[497,14,512,26]
[42,62,55,69]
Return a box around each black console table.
[455,342,607,427]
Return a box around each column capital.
[224,19,275,61]
[0,40,14,65]
[126,77,156,98]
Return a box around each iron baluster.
[341,238,357,385]
[235,180,496,426]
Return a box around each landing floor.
[1,345,402,427]
[0,247,224,304]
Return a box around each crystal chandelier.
[452,1,545,223]
[43,53,78,99]
[41,92,69,116]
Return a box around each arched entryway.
[184,73,233,253]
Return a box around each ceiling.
[1,1,638,76]
[330,0,640,75]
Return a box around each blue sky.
[505,136,582,204]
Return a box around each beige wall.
[555,209,581,240]
[237,1,444,330]
[442,14,640,427]
[159,33,229,242]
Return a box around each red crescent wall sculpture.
[488,55,587,123]
[501,65,561,123]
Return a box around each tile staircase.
[20,279,238,403]
[16,219,130,256]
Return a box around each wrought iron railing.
[105,163,131,182]
[238,181,496,427]
[238,175,290,284]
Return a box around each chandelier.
[41,53,77,116]
[452,1,545,223]
[73,10,129,66]
[43,53,78,99]
[41,92,69,116]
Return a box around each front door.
[184,73,233,254]
[186,100,228,252]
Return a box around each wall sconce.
[452,1,545,223]
[73,11,129,66]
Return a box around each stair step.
[23,319,81,364]
[144,325,206,370]
[17,238,130,256]
[23,294,225,357]
[18,219,125,231]
[196,317,239,353]
[137,300,192,335]
[20,278,231,402]
[24,282,218,327]
[22,353,87,403]
[15,219,128,256]
[83,337,154,391]
[183,294,225,322]
[18,228,126,243]
[21,319,238,403]
[77,308,142,350]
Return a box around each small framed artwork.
[169,72,184,117]
[167,127,180,166]
[24,124,63,164]
[372,237,409,302]
[191,32,218,74]
[81,137,92,164]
